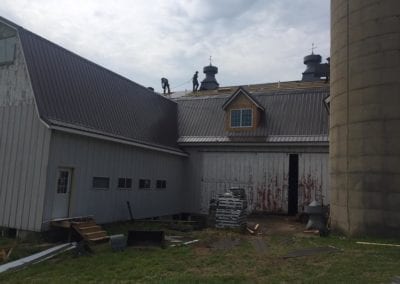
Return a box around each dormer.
[222,87,265,131]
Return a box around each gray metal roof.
[175,88,329,144]
[5,18,180,151]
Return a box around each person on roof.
[192,71,199,92]
[161,77,170,94]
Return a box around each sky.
[0,0,330,93]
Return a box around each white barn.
[0,17,329,233]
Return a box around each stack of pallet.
[215,190,247,229]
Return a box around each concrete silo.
[330,0,400,236]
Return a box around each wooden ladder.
[71,218,109,243]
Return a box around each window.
[118,178,132,189]
[92,177,110,190]
[0,36,16,65]
[139,179,151,189]
[230,109,252,128]
[156,180,167,189]
[57,170,70,194]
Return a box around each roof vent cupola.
[200,56,219,91]
[302,43,330,82]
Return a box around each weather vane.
[311,43,317,54]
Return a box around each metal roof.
[6,18,180,151]
[175,87,329,144]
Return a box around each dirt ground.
[247,214,308,236]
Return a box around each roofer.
[192,71,199,92]
[161,77,170,94]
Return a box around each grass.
[0,219,399,283]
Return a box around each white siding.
[42,131,185,225]
[0,32,51,231]
[184,147,329,215]
[298,153,330,209]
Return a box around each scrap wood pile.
[214,188,248,229]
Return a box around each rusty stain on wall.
[197,152,329,215]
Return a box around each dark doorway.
[288,154,299,215]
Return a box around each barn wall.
[42,131,185,225]
[0,30,51,231]
[298,153,330,210]
[183,145,329,215]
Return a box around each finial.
[311,43,317,54]
[209,55,212,66]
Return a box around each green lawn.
[0,219,399,283]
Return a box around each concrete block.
[385,138,400,155]
[348,121,384,140]
[330,109,348,127]
[330,157,348,173]
[348,155,383,173]
[385,193,400,211]
[384,120,400,137]
[348,104,382,123]
[384,210,400,229]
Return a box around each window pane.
[241,109,252,127]
[57,171,69,194]
[118,178,125,188]
[156,180,167,189]
[93,177,110,189]
[139,179,151,189]
[231,110,241,127]
[0,37,16,65]
[126,178,132,188]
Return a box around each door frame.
[288,154,299,215]
[54,167,74,218]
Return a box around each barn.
[0,16,330,233]
[0,17,186,232]
[177,84,329,216]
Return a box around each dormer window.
[222,87,265,132]
[231,109,252,128]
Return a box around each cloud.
[0,0,330,92]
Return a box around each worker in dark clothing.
[192,71,199,92]
[161,77,170,94]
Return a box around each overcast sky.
[1,0,330,93]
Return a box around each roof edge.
[0,16,20,29]
[50,123,188,157]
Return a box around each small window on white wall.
[92,177,110,190]
[139,179,151,189]
[156,180,167,189]
[118,178,132,189]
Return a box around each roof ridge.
[175,87,329,101]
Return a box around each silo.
[330,0,400,236]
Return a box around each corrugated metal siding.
[42,131,185,225]
[183,149,329,215]
[298,153,330,210]
[176,89,329,142]
[0,34,51,231]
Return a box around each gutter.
[178,142,329,148]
